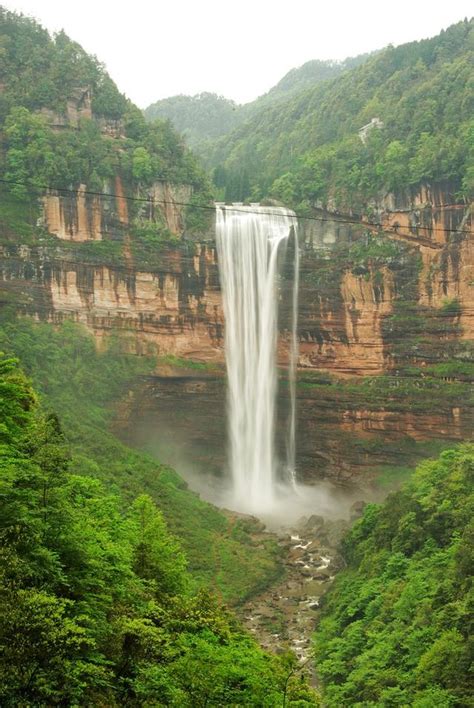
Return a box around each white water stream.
[215,203,299,514]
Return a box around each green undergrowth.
[297,369,473,414]
[0,188,38,241]
[373,438,459,490]
[157,354,222,372]
[313,444,474,707]
[0,315,283,604]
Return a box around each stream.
[237,513,353,679]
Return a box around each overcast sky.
[3,1,473,107]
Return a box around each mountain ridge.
[143,53,375,152]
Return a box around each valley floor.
[238,514,352,682]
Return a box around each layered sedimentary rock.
[4,180,471,375]
[0,180,472,483]
[41,178,194,242]
[117,366,471,485]
[297,266,395,375]
[0,242,223,361]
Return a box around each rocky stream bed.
[237,506,364,681]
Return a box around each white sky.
[2,1,473,107]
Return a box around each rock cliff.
[0,181,472,483]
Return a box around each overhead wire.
[0,177,471,236]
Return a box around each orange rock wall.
[42,179,193,242]
[298,267,394,375]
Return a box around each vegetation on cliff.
[0,314,283,604]
[0,7,213,237]
[313,444,474,707]
[207,19,474,206]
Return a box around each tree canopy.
[0,349,318,705]
[313,444,474,707]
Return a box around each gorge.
[0,7,472,706]
[4,179,470,490]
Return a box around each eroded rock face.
[43,186,103,242]
[9,181,471,374]
[0,242,224,361]
[0,181,472,484]
[41,178,194,242]
[298,267,395,375]
[418,236,474,340]
[116,367,471,484]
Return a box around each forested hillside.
[0,314,283,605]
[144,92,241,149]
[144,55,372,155]
[313,445,473,707]
[0,7,212,238]
[0,6,472,705]
[208,19,474,206]
[0,344,318,705]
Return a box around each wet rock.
[288,547,305,561]
[305,514,325,531]
[300,567,315,578]
[322,519,351,547]
[311,569,331,581]
[238,521,343,684]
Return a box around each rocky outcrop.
[3,182,473,376]
[0,242,223,361]
[375,182,466,247]
[40,87,92,130]
[149,182,193,235]
[418,233,474,340]
[50,261,222,360]
[43,185,103,241]
[117,366,472,485]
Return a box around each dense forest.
[204,20,474,206]
[313,444,473,707]
[0,7,213,236]
[144,92,242,150]
[0,315,320,705]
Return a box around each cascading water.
[215,203,299,514]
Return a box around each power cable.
[0,177,471,236]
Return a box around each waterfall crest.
[216,204,299,514]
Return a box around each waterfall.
[215,203,299,514]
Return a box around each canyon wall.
[117,365,471,486]
[0,181,472,483]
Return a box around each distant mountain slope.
[143,54,373,152]
[144,92,241,148]
[208,19,474,207]
[246,54,374,113]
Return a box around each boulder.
[305,514,325,531]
